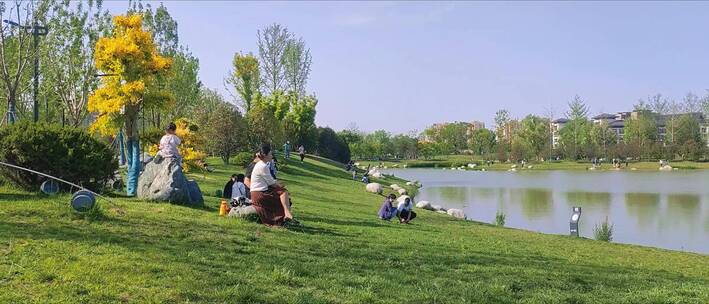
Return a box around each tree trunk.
[125,111,141,196]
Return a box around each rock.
[366,183,383,194]
[631,167,638,171]
[508,168,517,172]
[415,200,431,210]
[511,164,517,169]
[659,165,673,171]
[431,204,447,212]
[354,162,360,166]
[406,181,414,186]
[527,165,533,169]
[397,188,407,195]
[447,208,466,219]
[138,157,204,206]
[390,184,402,190]
[481,168,486,172]
[371,172,383,178]
[437,210,447,214]
[467,163,477,169]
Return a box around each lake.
[385,168,709,254]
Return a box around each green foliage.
[0,122,117,191]
[495,210,506,227]
[559,118,592,160]
[589,122,616,157]
[201,95,247,164]
[469,128,496,156]
[593,217,614,242]
[423,122,469,154]
[230,151,256,169]
[514,115,550,161]
[624,112,657,159]
[316,127,350,163]
[247,101,284,149]
[228,52,260,112]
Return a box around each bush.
[230,151,255,168]
[0,123,118,192]
[495,210,506,227]
[316,127,350,163]
[593,217,614,242]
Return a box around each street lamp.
[3,19,48,123]
[570,207,582,237]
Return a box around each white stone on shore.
[659,165,673,171]
[447,208,466,219]
[366,183,383,194]
[468,163,477,169]
[415,200,432,210]
[398,188,407,195]
[437,210,447,214]
[390,184,402,190]
[406,181,414,186]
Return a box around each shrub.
[0,123,117,192]
[231,151,255,168]
[593,217,614,242]
[495,210,506,227]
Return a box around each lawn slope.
[0,156,707,303]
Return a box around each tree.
[469,128,496,156]
[257,23,290,94]
[202,93,247,164]
[589,122,616,157]
[674,114,704,160]
[0,1,51,124]
[624,111,657,159]
[283,36,311,96]
[163,50,201,122]
[515,115,550,161]
[494,109,511,144]
[44,0,111,127]
[227,52,260,112]
[88,14,172,196]
[283,93,318,149]
[391,134,418,159]
[246,100,282,149]
[316,127,350,163]
[567,95,589,120]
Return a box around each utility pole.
[3,20,48,123]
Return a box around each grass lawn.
[357,155,709,171]
[1,156,708,303]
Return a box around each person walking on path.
[298,145,306,162]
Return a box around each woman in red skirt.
[249,144,294,226]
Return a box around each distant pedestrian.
[298,145,306,162]
[283,141,291,159]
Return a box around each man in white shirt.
[397,197,417,224]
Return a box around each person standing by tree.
[298,145,306,162]
[284,141,291,159]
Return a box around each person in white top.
[397,197,417,224]
[157,122,181,163]
[249,144,295,226]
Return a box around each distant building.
[552,110,709,147]
[422,120,486,142]
[550,118,569,149]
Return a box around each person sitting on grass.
[397,197,417,224]
[249,144,297,226]
[157,122,181,164]
[223,174,236,199]
[378,194,398,221]
[231,174,250,204]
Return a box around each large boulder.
[390,184,402,190]
[138,157,204,206]
[659,165,673,171]
[366,183,383,194]
[431,204,447,212]
[415,200,432,210]
[397,188,408,195]
[447,208,466,219]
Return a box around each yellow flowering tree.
[148,118,206,172]
[88,14,173,196]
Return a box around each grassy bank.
[357,155,709,171]
[1,156,708,303]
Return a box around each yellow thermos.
[219,200,228,216]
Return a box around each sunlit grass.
[0,156,707,303]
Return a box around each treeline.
[0,1,352,166]
[349,94,709,162]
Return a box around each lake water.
[385,168,709,254]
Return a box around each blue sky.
[104,1,709,134]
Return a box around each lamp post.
[570,207,582,237]
[3,19,48,123]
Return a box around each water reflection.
[386,168,709,254]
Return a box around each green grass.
[1,156,708,303]
[358,155,709,171]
